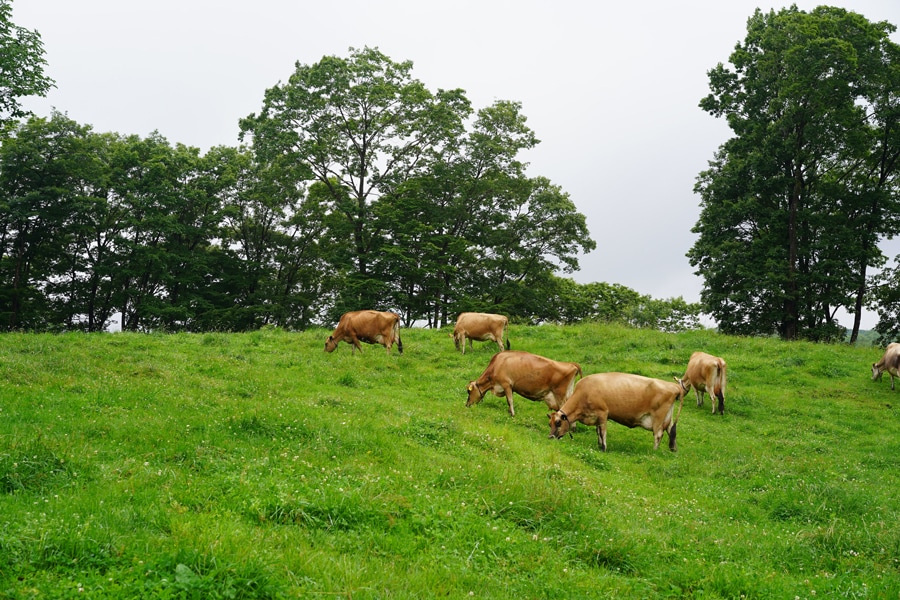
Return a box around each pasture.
[0,324,898,598]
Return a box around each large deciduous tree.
[241,47,595,324]
[239,46,471,315]
[690,6,900,341]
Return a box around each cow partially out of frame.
[872,343,900,390]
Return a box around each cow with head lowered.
[678,351,727,414]
[466,351,582,417]
[324,310,403,355]
[548,373,685,452]
[872,342,900,390]
[451,312,510,354]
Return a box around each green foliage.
[544,276,702,332]
[1,47,598,332]
[0,325,898,598]
[0,0,54,130]
[241,47,595,326]
[693,6,900,341]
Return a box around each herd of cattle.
[324,310,900,452]
[324,309,730,452]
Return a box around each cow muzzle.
[548,411,570,439]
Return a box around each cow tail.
[714,359,726,402]
[504,322,511,350]
[674,385,685,426]
[394,319,403,355]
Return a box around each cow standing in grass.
[679,351,727,414]
[466,351,581,416]
[548,373,684,452]
[872,343,900,390]
[324,310,403,355]
[451,312,510,354]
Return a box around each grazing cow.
[548,373,685,452]
[872,342,900,390]
[451,312,510,354]
[678,351,727,414]
[324,310,403,355]
[466,350,582,417]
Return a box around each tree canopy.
[240,47,596,326]
[690,6,900,342]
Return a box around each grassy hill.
[0,324,898,598]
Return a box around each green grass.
[0,324,898,598]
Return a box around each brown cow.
[678,351,727,414]
[451,312,510,354]
[872,342,900,390]
[466,350,582,417]
[324,310,403,355]
[548,373,684,452]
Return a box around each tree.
[240,46,471,313]
[0,0,54,131]
[0,112,93,330]
[374,100,580,326]
[691,6,900,341]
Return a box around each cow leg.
[351,336,362,354]
[695,389,703,407]
[503,384,515,417]
[653,425,663,450]
[597,418,608,452]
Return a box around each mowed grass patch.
[0,324,899,598]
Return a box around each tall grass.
[0,324,898,598]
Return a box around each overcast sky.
[13,1,900,329]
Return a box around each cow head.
[675,377,691,393]
[548,410,571,439]
[451,332,463,351]
[872,363,883,381]
[324,336,338,353]
[465,381,485,407]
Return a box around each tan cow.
[324,310,403,355]
[872,342,900,390]
[451,312,510,354]
[466,350,582,416]
[678,351,727,414]
[548,373,685,452]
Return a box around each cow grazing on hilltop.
[451,312,510,354]
[548,373,685,452]
[466,350,582,417]
[324,310,403,355]
[872,342,900,390]
[678,351,727,414]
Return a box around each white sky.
[13,1,900,329]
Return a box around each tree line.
[0,41,702,333]
[6,2,900,341]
